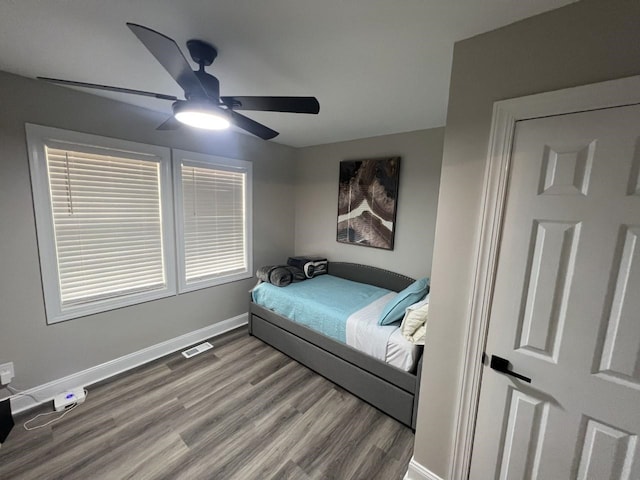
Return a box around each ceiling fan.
[38,23,320,140]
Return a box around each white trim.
[172,149,253,293]
[450,74,640,480]
[404,457,444,480]
[25,124,177,324]
[5,313,248,413]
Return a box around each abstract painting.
[337,157,400,250]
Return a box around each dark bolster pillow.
[256,265,305,287]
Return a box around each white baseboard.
[8,313,248,413]
[404,457,444,480]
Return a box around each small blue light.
[66,393,75,399]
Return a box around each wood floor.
[0,327,414,480]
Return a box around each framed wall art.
[337,156,400,250]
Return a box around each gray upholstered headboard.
[327,262,414,292]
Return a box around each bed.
[249,262,424,429]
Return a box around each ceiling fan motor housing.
[186,39,218,66]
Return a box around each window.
[173,149,252,292]
[27,126,252,322]
[27,124,176,323]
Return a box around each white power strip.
[182,342,213,358]
[53,387,86,412]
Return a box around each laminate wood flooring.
[0,327,414,480]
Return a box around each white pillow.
[400,295,429,345]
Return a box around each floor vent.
[182,342,213,359]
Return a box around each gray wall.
[413,0,640,477]
[0,70,296,390]
[294,129,444,279]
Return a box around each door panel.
[538,141,595,196]
[597,226,640,387]
[576,418,637,480]
[470,104,640,479]
[498,388,548,480]
[517,220,580,362]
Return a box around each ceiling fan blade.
[157,116,183,130]
[38,77,177,101]
[230,111,279,140]
[221,96,320,114]
[126,23,207,99]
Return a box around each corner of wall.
[404,457,445,480]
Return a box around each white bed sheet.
[345,292,421,372]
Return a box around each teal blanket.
[251,275,391,342]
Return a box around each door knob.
[490,355,532,383]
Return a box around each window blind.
[181,163,247,283]
[46,146,166,305]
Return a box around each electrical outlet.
[0,363,14,385]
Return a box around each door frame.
[450,74,640,480]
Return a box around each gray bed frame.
[249,262,423,429]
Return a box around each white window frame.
[173,149,253,293]
[26,124,177,324]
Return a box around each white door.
[470,104,640,479]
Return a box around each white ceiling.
[0,0,576,147]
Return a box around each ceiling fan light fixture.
[173,101,230,130]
